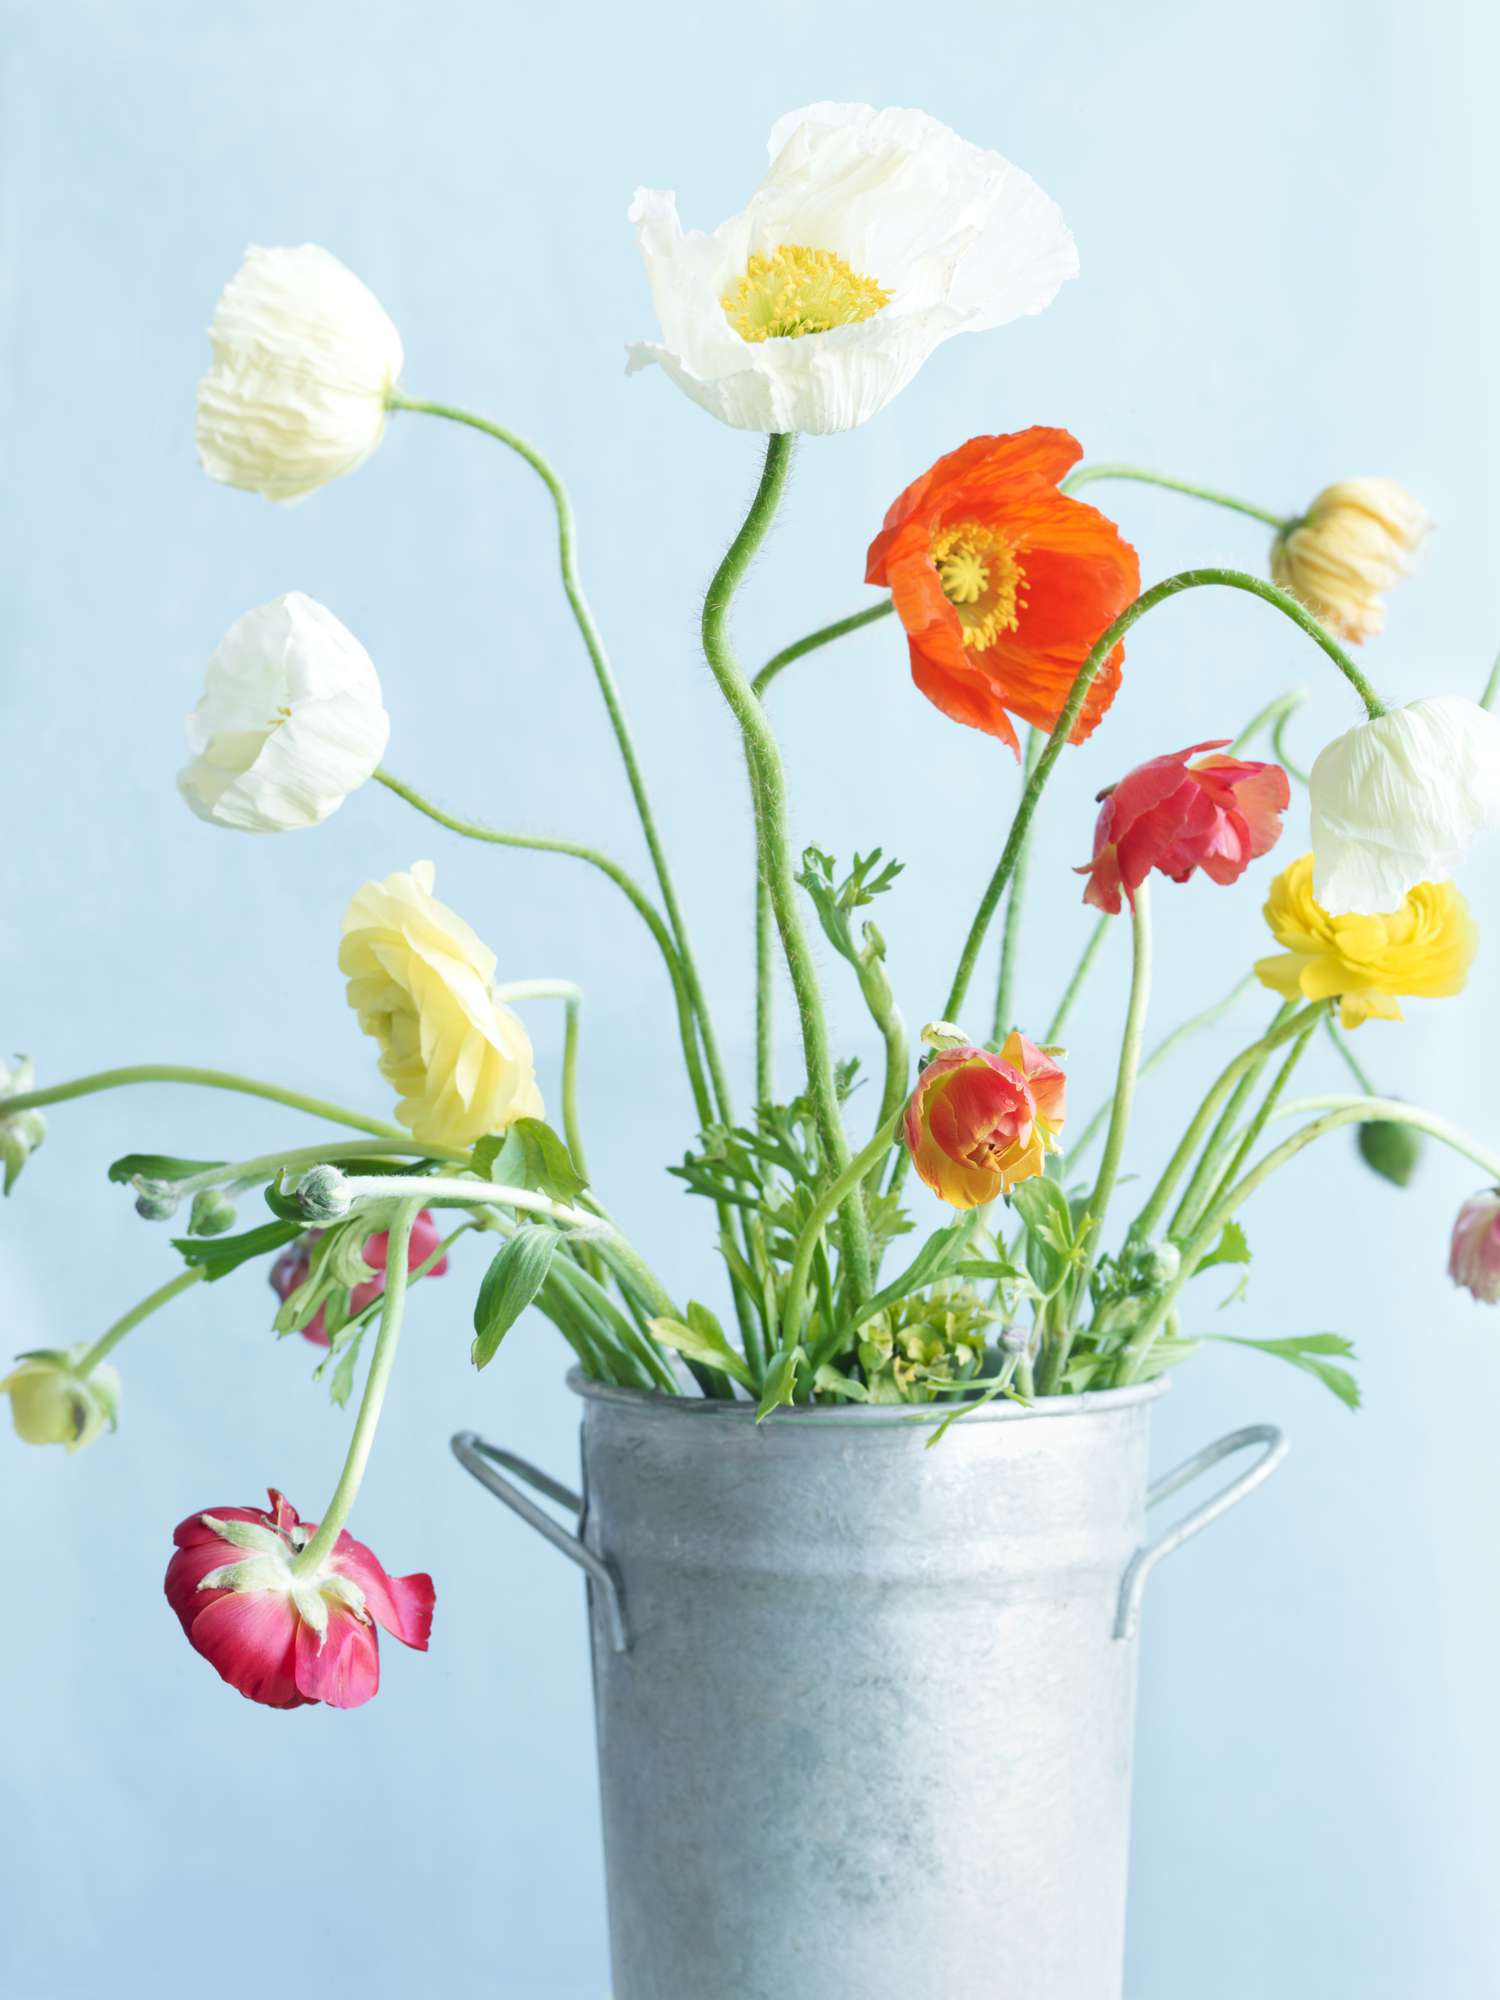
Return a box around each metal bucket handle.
[450,1431,630,1653]
[1113,1422,1288,1641]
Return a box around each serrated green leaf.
[472,1227,560,1368]
[757,1345,805,1421]
[476,1119,586,1204]
[813,1363,869,1401]
[173,1218,302,1281]
[1196,1219,1251,1273]
[328,1339,362,1408]
[648,1304,754,1391]
[1204,1330,1360,1410]
[853,1220,974,1330]
[108,1153,224,1187]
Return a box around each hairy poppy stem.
[1,1065,406,1140]
[942,568,1385,1027]
[1061,462,1290,531]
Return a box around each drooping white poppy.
[178,593,390,833]
[1309,695,1500,913]
[627,103,1077,435]
[196,245,403,503]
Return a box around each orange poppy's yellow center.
[932,521,1027,652]
[721,245,892,344]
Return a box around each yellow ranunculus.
[340,861,543,1149]
[1254,852,1476,1028]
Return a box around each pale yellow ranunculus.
[1254,852,1476,1028]
[1270,478,1428,645]
[340,861,543,1149]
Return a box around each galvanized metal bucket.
[454,1371,1285,2000]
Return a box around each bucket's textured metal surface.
[453,1379,1285,2000]
[582,1375,1155,2000]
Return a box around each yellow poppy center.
[721,245,892,344]
[931,522,1027,652]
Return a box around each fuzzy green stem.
[780,1112,903,1352]
[1325,1018,1378,1095]
[290,1201,422,1578]
[76,1267,204,1376]
[387,395,732,1128]
[1229,687,1309,758]
[993,728,1043,1040]
[493,980,589,1184]
[1044,916,1114,1044]
[1060,463,1290,530]
[1194,1010,1323,1227]
[171,1137,468,1202]
[942,569,1384,1025]
[2,1066,407,1140]
[751,600,894,699]
[1167,1001,1295,1241]
[754,863,774,1106]
[1482,647,1500,713]
[374,768,712,1128]
[1069,974,1257,1162]
[702,435,871,1300]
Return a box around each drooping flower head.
[1254,853,1476,1028]
[1449,1192,1500,1304]
[904,1031,1066,1209]
[178,593,390,833]
[1079,740,1289,913]
[196,245,403,503]
[1271,479,1429,644]
[340,862,543,1150]
[1,1345,119,1452]
[0,1055,45,1195]
[165,1489,433,1709]
[270,1209,450,1348]
[1309,695,1500,915]
[628,104,1077,434]
[866,428,1139,755]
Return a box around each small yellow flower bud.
[1270,478,1429,645]
[0,1346,120,1452]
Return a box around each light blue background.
[3,2,1497,1994]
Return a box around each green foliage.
[109,1153,224,1186]
[472,1226,561,1368]
[1010,1177,1078,1297]
[648,1303,755,1391]
[757,1345,806,1420]
[173,1218,302,1282]
[858,1282,995,1403]
[473,1119,587,1205]
[1196,1219,1251,1273]
[1205,1330,1360,1409]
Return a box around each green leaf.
[854,1220,974,1329]
[173,1218,302,1281]
[1205,1330,1360,1411]
[812,1363,869,1401]
[108,1153,223,1186]
[756,1345,806,1421]
[472,1227,560,1368]
[475,1119,587,1204]
[1010,1177,1075,1296]
[1196,1219,1251,1274]
[328,1338,363,1408]
[648,1304,754,1391]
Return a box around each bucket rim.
[566,1366,1169,1429]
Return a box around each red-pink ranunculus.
[1079,740,1290,914]
[270,1210,449,1347]
[1449,1191,1500,1304]
[164,1488,434,1709]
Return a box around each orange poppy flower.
[865,427,1140,757]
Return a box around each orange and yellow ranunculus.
[1254,852,1477,1029]
[904,1032,1066,1209]
[865,427,1139,757]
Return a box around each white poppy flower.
[1310,695,1500,913]
[178,593,390,833]
[196,245,403,503]
[626,102,1077,435]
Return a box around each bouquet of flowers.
[8,101,1500,1717]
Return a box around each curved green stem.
[702,435,871,1301]
[993,728,1043,1040]
[755,863,774,1106]
[2,1066,407,1141]
[493,979,589,1183]
[172,1137,468,1201]
[77,1267,204,1377]
[1167,1001,1295,1241]
[1229,686,1308,758]
[1325,1018,1378,1096]
[374,768,713,1127]
[1044,915,1114,1045]
[752,599,894,698]
[780,1112,902,1351]
[388,394,731,1127]
[943,569,1384,1026]
[290,1201,422,1578]
[1060,463,1289,530]
[1069,974,1256,1163]
[1193,1009,1322,1229]
[1481,646,1500,713]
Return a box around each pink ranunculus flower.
[1448,1192,1500,1304]
[1079,740,1290,915]
[165,1488,434,1709]
[270,1209,449,1347]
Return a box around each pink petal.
[186,1590,307,1709]
[164,1538,242,1635]
[331,1531,436,1650]
[293,1607,381,1708]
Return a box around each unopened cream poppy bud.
[196,244,403,503]
[1270,479,1429,645]
[0,1056,45,1195]
[1,1347,120,1452]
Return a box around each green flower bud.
[132,1176,183,1221]
[1358,1119,1422,1188]
[0,1055,46,1196]
[294,1164,353,1223]
[1,1345,119,1452]
[188,1187,239,1236]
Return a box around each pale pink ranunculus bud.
[1448,1191,1500,1304]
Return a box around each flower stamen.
[721,245,891,344]
[931,521,1027,652]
